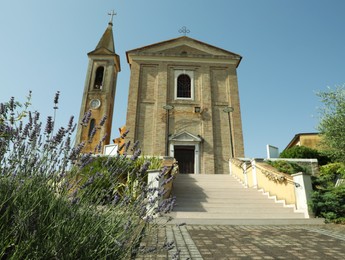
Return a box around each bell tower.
[76,12,121,153]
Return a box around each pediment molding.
[169,131,202,142]
[126,36,241,66]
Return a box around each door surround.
[169,131,201,174]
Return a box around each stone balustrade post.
[291,172,313,218]
[250,159,258,188]
[146,169,161,217]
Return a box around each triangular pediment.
[126,36,241,62]
[169,131,202,142]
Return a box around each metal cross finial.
[108,10,116,25]
[179,26,190,36]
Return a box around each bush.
[280,145,331,165]
[0,93,175,259]
[310,162,345,223]
[267,160,306,175]
[311,185,345,224]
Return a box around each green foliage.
[315,162,345,188]
[311,185,345,223]
[71,155,163,204]
[267,160,305,175]
[0,94,174,259]
[317,85,345,163]
[279,145,331,165]
[311,162,345,223]
[0,175,142,259]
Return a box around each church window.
[177,74,191,98]
[94,66,104,90]
[174,70,194,100]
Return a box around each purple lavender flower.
[81,110,92,126]
[45,116,54,135]
[81,175,95,189]
[99,115,107,127]
[9,97,15,111]
[88,127,97,142]
[121,129,129,139]
[117,143,125,153]
[79,152,93,168]
[34,111,40,124]
[69,142,85,160]
[0,103,5,115]
[124,140,131,153]
[28,111,32,125]
[131,140,140,151]
[67,116,74,131]
[52,127,66,145]
[139,161,150,174]
[65,136,71,150]
[130,149,141,161]
[53,91,60,109]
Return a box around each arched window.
[177,74,191,98]
[94,66,104,90]
[88,119,96,138]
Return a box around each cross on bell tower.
[108,10,116,25]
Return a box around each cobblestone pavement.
[136,224,345,259]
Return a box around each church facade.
[125,36,245,174]
[77,21,245,174]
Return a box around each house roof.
[284,132,320,150]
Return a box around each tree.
[317,85,345,162]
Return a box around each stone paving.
[136,224,345,259]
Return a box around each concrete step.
[170,174,307,221]
[173,192,274,199]
[168,212,305,219]
[173,197,282,204]
[160,217,325,225]
[172,207,298,214]
[174,201,286,208]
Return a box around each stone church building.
[77,20,245,174]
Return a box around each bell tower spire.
[76,12,121,153]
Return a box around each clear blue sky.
[1,1,345,158]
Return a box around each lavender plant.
[0,93,176,259]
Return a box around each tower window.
[94,66,104,90]
[174,70,194,100]
[177,74,191,98]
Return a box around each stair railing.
[229,158,313,218]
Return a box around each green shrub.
[0,94,175,259]
[310,162,345,223]
[311,185,345,223]
[280,145,331,165]
[0,175,143,259]
[70,155,163,204]
[267,160,306,175]
[315,162,345,188]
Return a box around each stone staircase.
[168,174,324,225]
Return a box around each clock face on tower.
[90,99,101,109]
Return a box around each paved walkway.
[136,224,345,259]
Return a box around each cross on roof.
[179,26,190,36]
[108,10,116,25]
